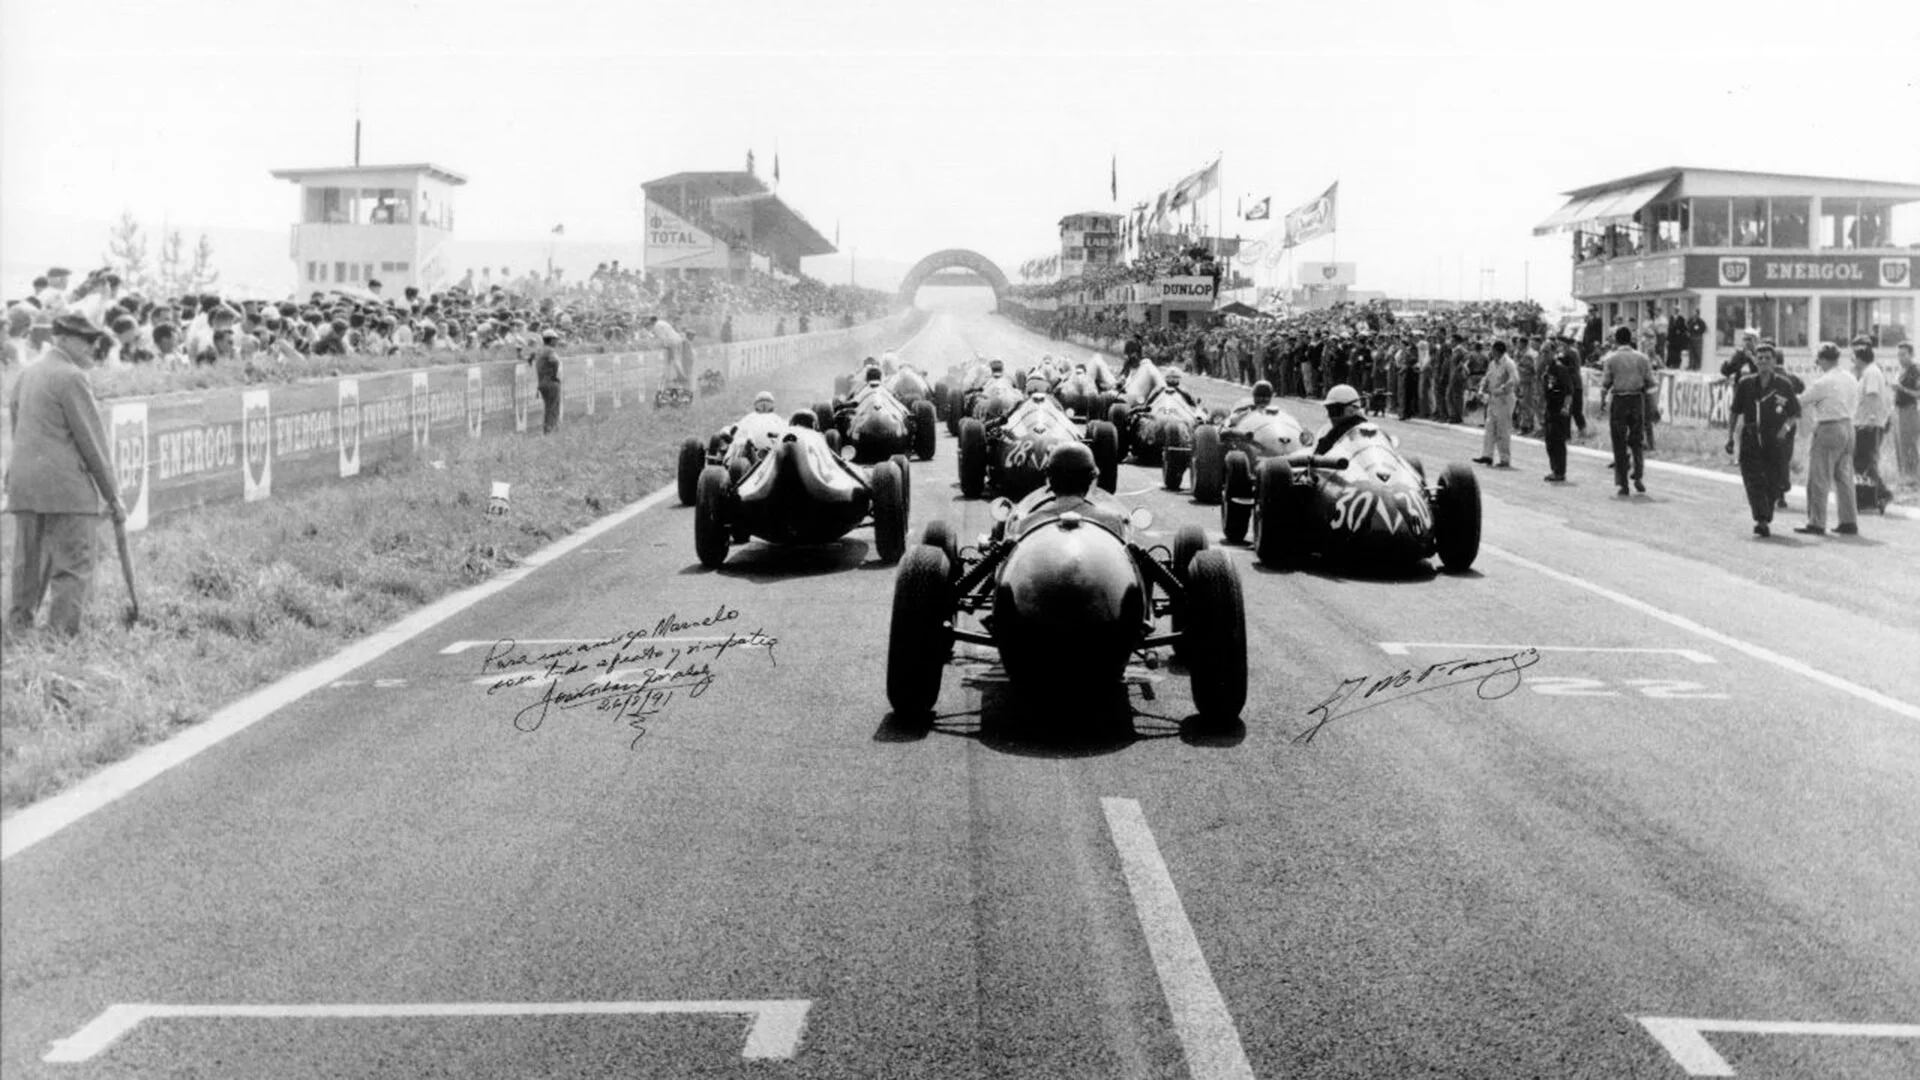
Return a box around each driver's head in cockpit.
[1322,384,1361,425]
[1251,380,1274,408]
[1044,442,1098,497]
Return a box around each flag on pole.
[1165,157,1220,215]
[1110,154,1117,202]
[551,224,565,235]
[1244,196,1271,221]
[774,153,781,185]
[1282,182,1338,248]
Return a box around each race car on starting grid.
[886,445,1247,727]
[817,378,939,464]
[956,382,1121,499]
[1246,419,1480,572]
[690,417,913,570]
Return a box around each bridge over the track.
[898,249,1010,307]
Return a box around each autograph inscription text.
[1296,648,1541,744]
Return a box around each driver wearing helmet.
[1228,379,1277,423]
[997,374,1060,430]
[847,364,887,407]
[1004,443,1127,538]
[1150,366,1199,408]
[1314,384,1368,454]
[726,390,787,464]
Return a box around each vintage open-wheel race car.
[815,383,939,464]
[1239,421,1481,572]
[956,391,1121,500]
[1187,403,1313,516]
[885,446,1248,727]
[688,420,914,570]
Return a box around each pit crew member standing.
[1473,341,1518,468]
[1794,343,1860,536]
[1540,340,1583,482]
[1851,336,1893,514]
[1600,326,1653,496]
[1725,343,1800,537]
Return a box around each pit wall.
[80,313,912,532]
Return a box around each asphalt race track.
[5,303,1919,1079]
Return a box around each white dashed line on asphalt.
[44,999,814,1064]
[1636,1015,1920,1077]
[1378,642,1717,663]
[1484,543,1920,722]
[1101,797,1254,1080]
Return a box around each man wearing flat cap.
[4,313,124,636]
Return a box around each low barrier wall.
[73,314,909,532]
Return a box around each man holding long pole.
[5,313,125,636]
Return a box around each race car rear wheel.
[1221,451,1255,544]
[887,545,953,719]
[1108,402,1133,460]
[1433,462,1482,572]
[1191,424,1224,504]
[1184,549,1248,724]
[694,465,732,569]
[1253,457,1300,568]
[1170,524,1210,665]
[947,391,964,437]
[677,437,706,506]
[891,454,914,523]
[871,461,908,564]
[1161,422,1193,491]
[958,418,988,498]
[912,400,938,461]
[1088,421,1120,494]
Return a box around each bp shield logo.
[1718,257,1751,287]
[513,363,530,432]
[338,379,361,478]
[467,365,483,438]
[1321,264,1339,280]
[1882,258,1911,288]
[411,372,431,452]
[111,402,150,531]
[242,389,272,502]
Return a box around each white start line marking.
[1636,1015,1920,1076]
[44,999,813,1064]
[1101,797,1255,1080]
[1378,643,1717,664]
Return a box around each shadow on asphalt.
[680,539,877,580]
[1246,556,1469,584]
[872,682,1244,757]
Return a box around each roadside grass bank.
[0,327,895,812]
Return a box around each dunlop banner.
[91,316,910,531]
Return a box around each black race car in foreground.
[886,447,1247,726]
[692,422,913,569]
[1247,420,1480,572]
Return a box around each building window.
[1769,198,1810,249]
[1779,298,1810,349]
[1819,296,1852,345]
[392,261,409,273]
[1693,198,1731,247]
[1750,297,1777,346]
[1854,297,1914,347]
[1731,197,1768,247]
[306,261,318,282]
[1650,202,1686,252]
[1716,296,1748,348]
[335,261,347,283]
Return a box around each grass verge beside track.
[1,376,773,812]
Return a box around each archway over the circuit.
[898,249,1010,308]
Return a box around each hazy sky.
[4,0,1918,306]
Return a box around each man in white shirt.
[1850,336,1893,513]
[644,315,687,387]
[1795,343,1862,536]
[1473,341,1519,468]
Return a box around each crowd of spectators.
[1012,244,1223,301]
[3,261,892,375]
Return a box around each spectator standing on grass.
[1851,336,1893,514]
[532,329,562,434]
[1725,344,1800,537]
[4,314,124,637]
[1473,341,1518,468]
[1894,342,1919,487]
[1600,325,1654,497]
[1794,343,1860,536]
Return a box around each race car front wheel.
[1088,421,1120,494]
[871,460,909,564]
[1433,463,1482,572]
[887,545,954,719]
[677,437,707,506]
[694,465,733,569]
[1190,424,1224,504]
[958,419,988,499]
[1221,451,1255,544]
[912,400,939,461]
[1253,458,1300,568]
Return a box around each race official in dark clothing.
[1685,312,1708,371]
[1720,330,1759,380]
[5,313,124,636]
[1600,326,1654,496]
[1541,342,1584,482]
[531,330,562,434]
[1725,344,1800,536]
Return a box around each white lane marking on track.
[1101,797,1255,1080]
[1635,1016,1920,1077]
[44,999,813,1064]
[441,636,755,655]
[1483,543,1920,722]
[1118,486,1158,498]
[1379,642,1716,664]
[1,485,683,863]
